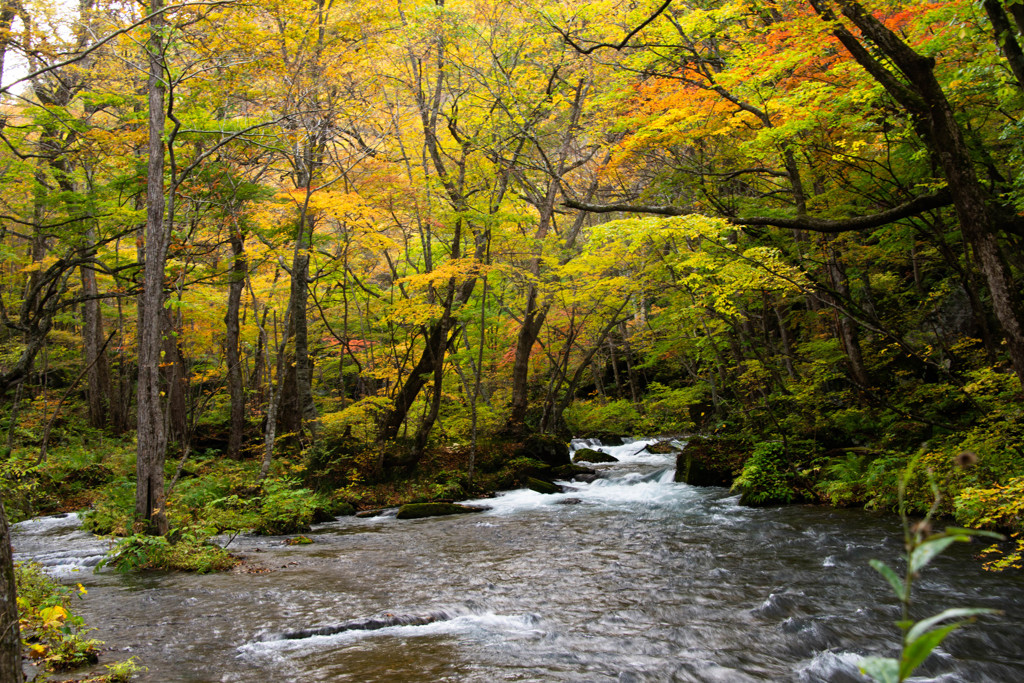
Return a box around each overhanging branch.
[563,188,953,234]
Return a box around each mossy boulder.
[572,448,619,464]
[514,434,571,467]
[674,435,747,487]
[330,500,357,517]
[526,477,562,494]
[395,502,488,519]
[550,464,597,480]
[645,440,680,455]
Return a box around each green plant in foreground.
[103,656,147,682]
[860,470,1002,683]
[15,562,103,672]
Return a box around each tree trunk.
[276,215,317,441]
[812,0,1024,385]
[225,232,246,459]
[161,307,187,447]
[827,244,870,387]
[80,256,111,429]
[135,0,169,535]
[0,497,20,683]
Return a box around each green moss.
[395,502,486,519]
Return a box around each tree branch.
[563,188,953,234]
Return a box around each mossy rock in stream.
[395,502,488,520]
[513,434,571,467]
[526,477,562,494]
[550,464,597,481]
[572,448,619,464]
[674,435,748,487]
[645,440,680,455]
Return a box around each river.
[12,438,1024,681]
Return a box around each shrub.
[82,480,135,536]
[252,478,329,535]
[731,441,795,506]
[100,531,236,573]
[15,562,103,672]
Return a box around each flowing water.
[12,438,1024,682]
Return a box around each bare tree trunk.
[826,244,870,387]
[0,497,20,683]
[80,252,111,429]
[161,307,187,447]
[225,232,246,459]
[135,0,168,535]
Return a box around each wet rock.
[355,508,394,518]
[331,501,357,517]
[526,477,562,494]
[572,473,601,483]
[395,503,489,520]
[556,498,583,505]
[277,611,453,640]
[645,440,679,455]
[550,464,597,480]
[514,434,571,467]
[572,448,619,464]
[674,436,745,487]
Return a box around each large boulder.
[526,477,562,494]
[395,503,488,520]
[550,464,597,480]
[572,448,619,464]
[514,434,571,467]
[674,435,746,487]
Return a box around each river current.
[12,438,1024,682]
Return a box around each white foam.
[239,611,544,657]
[12,512,83,534]
[463,466,688,515]
[795,650,867,681]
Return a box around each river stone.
[331,501,357,517]
[514,434,571,467]
[355,508,393,518]
[645,440,679,454]
[526,477,562,494]
[550,464,597,480]
[674,436,745,487]
[395,503,488,520]
[572,448,619,464]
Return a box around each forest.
[1,0,1024,678]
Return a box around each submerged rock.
[277,610,453,640]
[572,448,619,464]
[395,502,488,520]
[355,508,394,518]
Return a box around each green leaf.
[869,559,906,599]
[860,656,899,683]
[942,526,1004,541]
[909,535,967,573]
[899,623,958,679]
[905,607,1000,644]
